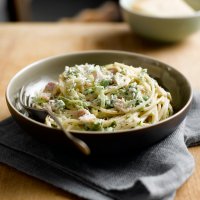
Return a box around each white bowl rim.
[120,0,200,20]
[6,50,193,135]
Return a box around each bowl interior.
[185,0,200,10]
[7,51,191,131]
[120,0,200,17]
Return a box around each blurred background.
[0,0,121,22]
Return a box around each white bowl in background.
[120,0,200,42]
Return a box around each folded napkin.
[0,91,200,200]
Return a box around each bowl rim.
[120,0,200,20]
[6,50,193,135]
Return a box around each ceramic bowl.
[120,0,200,42]
[6,51,192,155]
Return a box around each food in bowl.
[32,62,173,131]
[120,0,200,41]
[6,51,192,154]
[132,0,195,17]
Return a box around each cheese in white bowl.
[132,0,195,17]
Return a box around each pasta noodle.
[32,62,173,131]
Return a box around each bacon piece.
[43,82,59,95]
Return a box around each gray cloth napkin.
[0,91,200,200]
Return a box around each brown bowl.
[6,51,192,155]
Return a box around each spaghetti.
[32,62,173,131]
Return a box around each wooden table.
[0,23,200,200]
